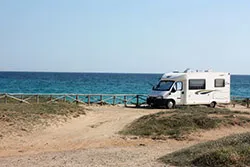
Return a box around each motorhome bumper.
[147,97,166,106]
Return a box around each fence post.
[136,95,139,108]
[20,95,23,103]
[4,94,7,104]
[49,95,52,102]
[232,97,235,108]
[88,95,90,105]
[247,98,249,108]
[100,95,103,105]
[113,96,116,105]
[36,95,39,104]
[76,95,79,104]
[63,95,66,102]
[124,96,127,107]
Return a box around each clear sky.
[0,0,250,74]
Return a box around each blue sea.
[0,72,249,97]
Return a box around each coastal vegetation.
[120,106,250,140]
[160,132,250,167]
[121,107,250,166]
[0,103,85,138]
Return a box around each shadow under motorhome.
[147,69,230,109]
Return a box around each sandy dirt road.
[0,106,163,157]
[1,105,250,167]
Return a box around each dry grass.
[0,103,86,138]
[120,107,250,140]
[160,132,250,167]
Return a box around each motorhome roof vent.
[184,68,213,73]
[205,69,213,72]
[196,69,211,72]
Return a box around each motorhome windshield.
[154,80,174,91]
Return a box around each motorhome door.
[170,81,184,105]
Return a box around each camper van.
[147,69,230,109]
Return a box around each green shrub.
[120,107,250,140]
[160,133,250,166]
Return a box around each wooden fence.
[0,93,148,107]
[1,93,249,108]
[231,96,250,108]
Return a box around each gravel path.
[0,147,167,167]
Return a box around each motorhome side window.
[189,79,206,90]
[176,82,183,91]
[215,79,225,87]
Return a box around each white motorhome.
[147,69,230,109]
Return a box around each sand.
[0,105,250,167]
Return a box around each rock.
[129,136,139,140]
[21,128,28,132]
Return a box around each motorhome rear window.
[189,79,206,90]
[215,79,225,87]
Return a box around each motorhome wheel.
[209,101,216,108]
[166,100,175,109]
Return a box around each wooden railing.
[0,93,148,107]
[231,96,250,108]
[1,94,249,108]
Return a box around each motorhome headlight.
[156,96,163,99]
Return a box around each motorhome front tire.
[166,100,175,109]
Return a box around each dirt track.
[1,105,250,167]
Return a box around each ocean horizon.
[0,71,249,98]
[1,70,250,75]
